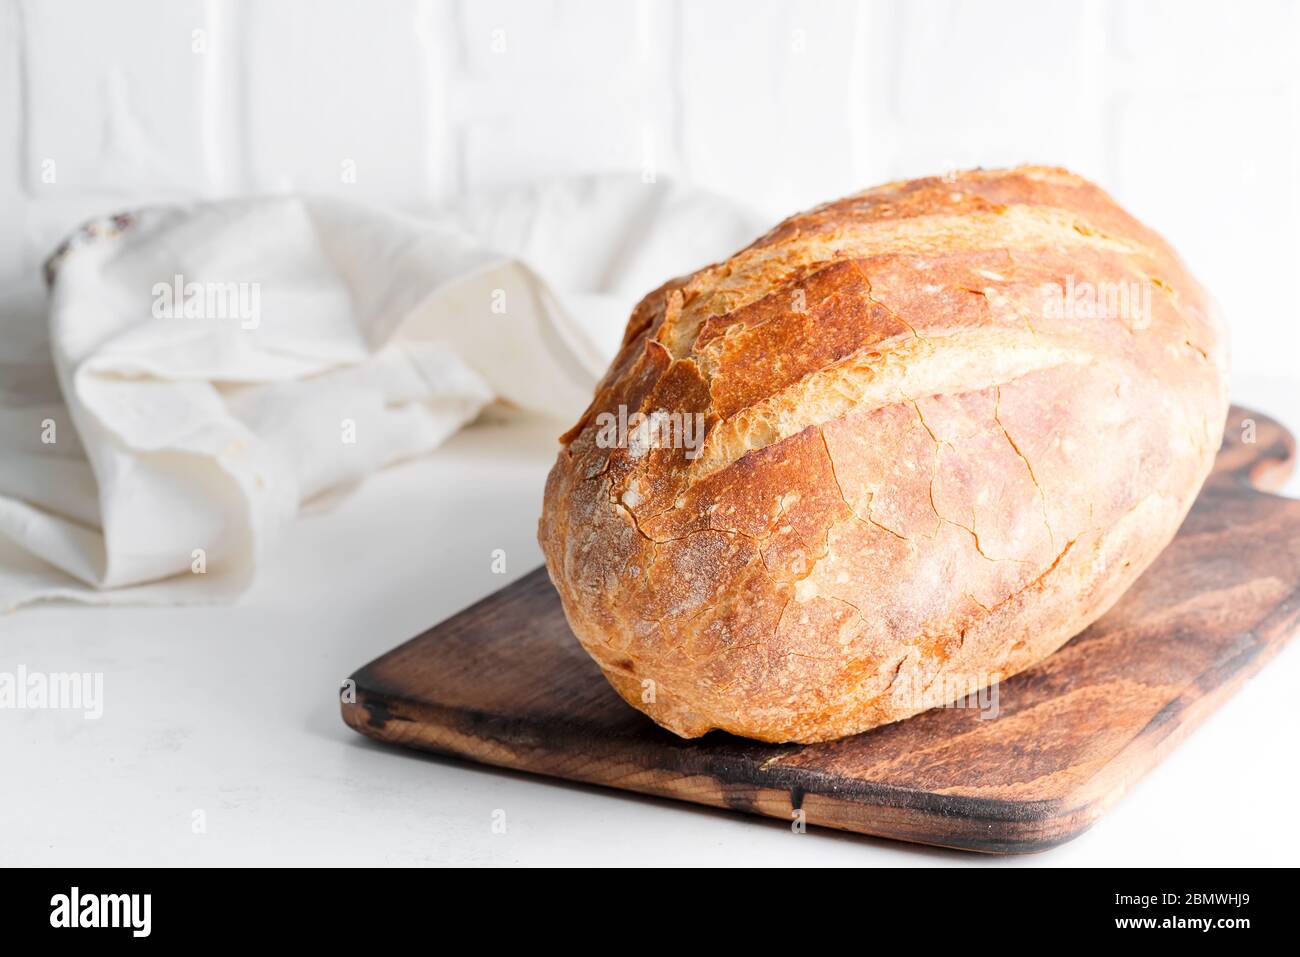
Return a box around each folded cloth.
[0,177,760,609]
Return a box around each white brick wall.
[3,0,1299,379]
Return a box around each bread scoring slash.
[538,166,1229,744]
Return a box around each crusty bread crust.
[539,166,1229,743]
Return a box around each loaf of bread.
[539,166,1228,744]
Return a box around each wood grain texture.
[342,405,1299,853]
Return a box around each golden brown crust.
[538,166,1229,744]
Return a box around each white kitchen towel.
[0,176,760,609]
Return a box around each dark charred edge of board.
[1225,437,1295,492]
[341,683,1093,854]
[1247,439,1295,490]
[1214,405,1296,492]
[1132,579,1300,744]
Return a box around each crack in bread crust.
[538,165,1229,744]
[686,328,1087,484]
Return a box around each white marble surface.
[3,381,1299,867]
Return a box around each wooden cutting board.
[342,405,1300,853]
